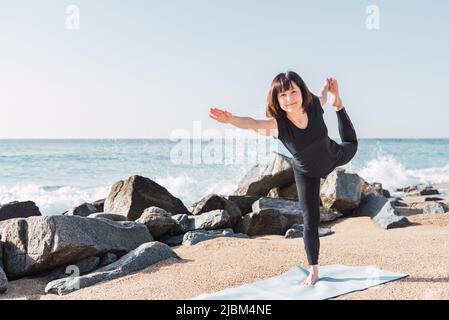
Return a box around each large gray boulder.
[0,215,153,280]
[422,201,448,214]
[353,193,389,217]
[135,207,178,238]
[158,234,185,247]
[99,252,118,267]
[170,214,191,235]
[189,210,232,231]
[0,201,41,222]
[104,175,190,221]
[233,152,295,196]
[320,169,362,213]
[354,193,410,229]
[234,210,290,236]
[226,195,261,215]
[252,197,304,225]
[372,201,411,229]
[360,180,390,198]
[395,207,423,216]
[64,203,98,217]
[267,184,299,200]
[190,194,242,226]
[45,241,180,295]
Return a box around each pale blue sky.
[0,0,448,139]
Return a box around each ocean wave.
[351,154,449,192]
[0,184,110,216]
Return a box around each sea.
[1,138,448,215]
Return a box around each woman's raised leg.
[336,107,358,166]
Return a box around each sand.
[2,208,449,300]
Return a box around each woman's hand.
[318,78,330,106]
[209,107,233,124]
[327,77,344,110]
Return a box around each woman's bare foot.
[302,265,319,286]
[327,77,344,111]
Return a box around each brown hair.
[265,71,314,118]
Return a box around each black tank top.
[275,95,342,178]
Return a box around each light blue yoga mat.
[194,264,408,300]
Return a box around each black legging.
[294,107,358,265]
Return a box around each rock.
[290,223,304,231]
[285,228,303,239]
[422,202,448,214]
[189,210,232,231]
[67,256,100,275]
[158,234,185,246]
[361,181,385,197]
[233,152,295,196]
[64,203,98,217]
[319,228,334,237]
[320,169,362,213]
[319,207,343,222]
[390,197,408,207]
[99,253,118,267]
[0,265,7,294]
[353,194,410,229]
[182,230,215,245]
[226,195,261,215]
[45,242,180,295]
[135,207,177,238]
[104,175,190,221]
[0,215,153,280]
[285,225,333,238]
[0,201,42,222]
[403,184,439,197]
[233,197,308,236]
[382,189,391,198]
[88,213,129,221]
[182,229,249,246]
[252,197,304,225]
[190,194,242,226]
[424,197,444,202]
[234,210,289,236]
[417,188,439,196]
[353,193,389,217]
[372,201,411,229]
[267,184,298,200]
[170,214,191,235]
[91,199,105,212]
[395,207,423,216]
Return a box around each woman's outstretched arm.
[209,107,278,137]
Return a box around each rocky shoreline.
[1,152,448,296]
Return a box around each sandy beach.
[2,203,449,300]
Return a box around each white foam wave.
[355,154,449,192]
[0,184,110,216]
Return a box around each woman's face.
[277,81,303,112]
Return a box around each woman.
[209,71,358,286]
